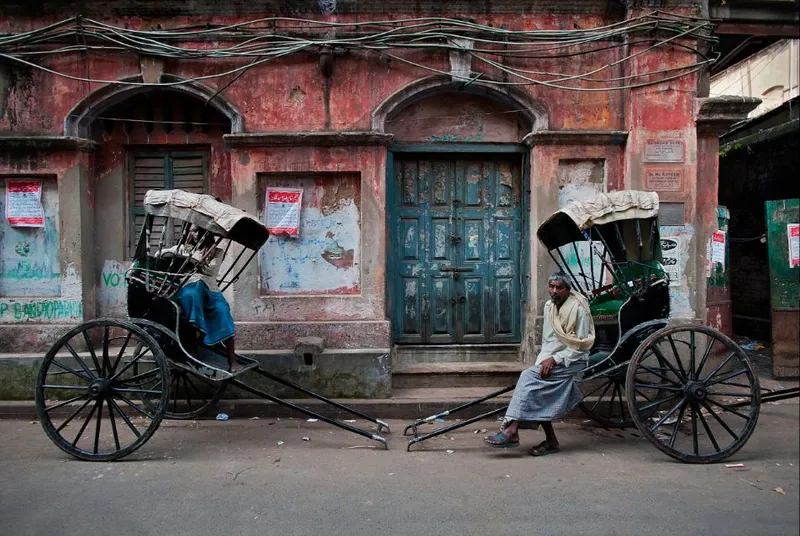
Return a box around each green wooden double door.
[390,154,525,345]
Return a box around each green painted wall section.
[707,206,730,289]
[766,199,800,310]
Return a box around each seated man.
[162,226,240,373]
[484,272,595,456]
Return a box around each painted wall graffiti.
[0,179,61,297]
[97,259,129,316]
[260,175,361,295]
[0,298,82,322]
[430,131,485,143]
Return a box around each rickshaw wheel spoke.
[696,405,720,452]
[35,319,169,462]
[160,369,226,420]
[109,398,142,439]
[690,402,699,456]
[106,398,122,451]
[668,400,688,448]
[579,375,633,428]
[626,325,760,464]
[130,321,227,420]
[56,397,93,433]
[72,400,100,447]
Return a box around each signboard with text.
[644,140,685,163]
[645,168,683,191]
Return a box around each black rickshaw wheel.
[579,374,634,428]
[154,367,227,420]
[35,319,170,462]
[128,320,227,420]
[626,325,760,464]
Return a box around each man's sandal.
[484,431,520,448]
[529,440,560,456]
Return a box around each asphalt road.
[1,403,798,536]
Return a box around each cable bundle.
[0,11,717,91]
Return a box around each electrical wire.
[0,12,717,93]
[84,116,231,126]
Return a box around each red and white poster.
[265,187,303,237]
[5,180,44,227]
[788,223,800,268]
[711,231,726,268]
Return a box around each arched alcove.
[373,75,548,141]
[64,75,243,138]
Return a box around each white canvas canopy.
[537,190,660,250]
[144,190,269,250]
[557,190,659,230]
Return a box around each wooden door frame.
[386,143,531,345]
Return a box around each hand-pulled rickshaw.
[404,191,799,463]
[35,190,389,461]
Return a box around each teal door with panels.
[391,154,524,345]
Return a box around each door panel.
[462,275,486,340]
[430,275,456,342]
[392,155,523,344]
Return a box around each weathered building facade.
[0,1,756,397]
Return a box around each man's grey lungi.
[503,361,585,429]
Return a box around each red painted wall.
[0,6,709,347]
[0,12,631,137]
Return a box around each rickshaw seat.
[590,295,626,319]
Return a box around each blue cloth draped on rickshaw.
[176,281,235,346]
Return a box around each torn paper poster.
[6,180,44,227]
[265,187,302,237]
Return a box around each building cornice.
[523,130,628,146]
[224,131,394,148]
[0,135,99,153]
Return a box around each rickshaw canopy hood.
[144,189,270,250]
[537,190,659,251]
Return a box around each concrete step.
[392,362,526,389]
[0,387,517,422]
[2,385,651,424]
[393,344,520,366]
[6,381,796,423]
[0,348,392,400]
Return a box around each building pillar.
[695,96,760,333]
[623,2,704,321]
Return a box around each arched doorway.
[70,80,238,317]
[378,78,544,360]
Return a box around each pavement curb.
[0,398,592,422]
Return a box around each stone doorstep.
[392,363,527,374]
[393,344,521,366]
[391,362,528,389]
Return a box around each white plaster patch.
[659,225,695,320]
[557,165,606,290]
[260,202,360,295]
[448,38,474,82]
[97,259,130,317]
[62,262,82,300]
